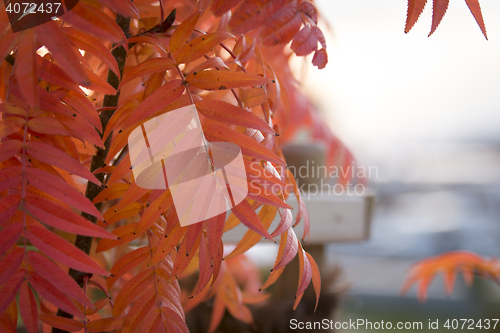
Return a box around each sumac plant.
[0,0,347,332]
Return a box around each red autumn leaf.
[187,70,273,90]
[24,167,102,218]
[25,141,100,185]
[196,99,274,134]
[465,0,488,39]
[18,281,38,333]
[128,35,169,56]
[0,223,22,256]
[229,0,287,34]
[119,58,175,89]
[169,10,202,53]
[176,31,234,64]
[96,222,142,253]
[25,224,109,276]
[39,314,84,332]
[429,0,449,37]
[0,248,23,286]
[27,251,94,308]
[0,270,24,318]
[312,48,327,69]
[0,140,22,163]
[28,271,83,318]
[273,229,299,270]
[35,22,89,85]
[260,1,302,46]
[63,26,120,78]
[103,100,140,141]
[270,208,292,237]
[291,25,318,56]
[0,118,25,138]
[405,0,428,33]
[27,116,76,138]
[24,195,115,239]
[62,90,102,133]
[211,0,244,16]
[298,1,318,24]
[63,2,127,44]
[203,123,284,165]
[14,31,37,107]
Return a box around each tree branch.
[52,13,130,333]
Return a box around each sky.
[302,0,500,152]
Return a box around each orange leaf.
[27,251,94,308]
[247,181,291,209]
[241,87,266,108]
[196,99,274,134]
[465,0,488,39]
[19,281,38,333]
[112,267,155,317]
[107,246,150,289]
[0,299,18,333]
[63,26,120,78]
[103,202,142,225]
[169,10,202,53]
[305,252,321,311]
[405,0,428,33]
[122,79,185,129]
[429,0,449,37]
[203,123,284,165]
[273,229,298,270]
[39,314,84,332]
[25,224,109,276]
[87,317,125,332]
[135,190,173,235]
[24,195,115,239]
[293,243,312,310]
[128,35,168,56]
[187,70,273,90]
[96,222,141,253]
[176,31,234,64]
[122,289,156,333]
[190,56,229,74]
[270,208,292,237]
[92,183,130,204]
[231,199,274,241]
[25,141,100,185]
[103,100,140,141]
[225,205,277,259]
[119,58,175,89]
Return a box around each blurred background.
[252,0,500,331]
